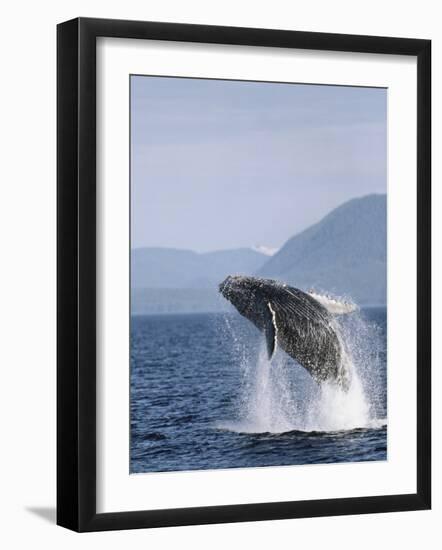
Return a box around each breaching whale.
[219,275,356,389]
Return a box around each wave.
[217,307,386,435]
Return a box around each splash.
[217,307,386,434]
[307,291,358,315]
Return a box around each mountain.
[131,287,231,316]
[252,244,279,256]
[258,194,386,305]
[131,247,267,289]
[131,194,387,314]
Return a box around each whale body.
[219,275,355,388]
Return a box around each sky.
[131,75,386,253]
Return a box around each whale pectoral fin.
[265,302,278,360]
[264,321,276,360]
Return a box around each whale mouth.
[219,275,249,301]
[218,277,229,296]
[219,275,238,299]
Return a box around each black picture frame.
[57,17,431,532]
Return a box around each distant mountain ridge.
[131,247,268,289]
[132,194,386,314]
[258,194,386,305]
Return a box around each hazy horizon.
[131,76,387,252]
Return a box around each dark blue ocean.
[130,307,387,473]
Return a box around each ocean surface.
[130,307,387,473]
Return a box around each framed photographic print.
[57,17,431,532]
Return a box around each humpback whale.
[219,275,356,389]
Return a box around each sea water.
[130,307,387,473]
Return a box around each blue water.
[130,307,387,473]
